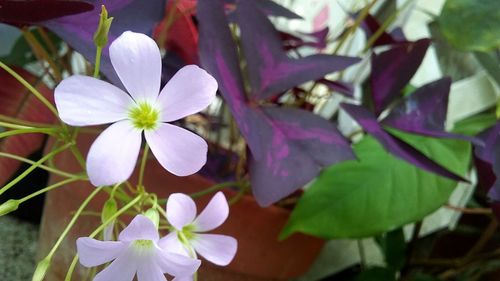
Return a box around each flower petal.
[156,248,201,277]
[191,234,237,266]
[119,215,160,242]
[158,232,190,256]
[157,65,217,122]
[193,192,229,232]
[76,237,124,267]
[110,31,162,102]
[93,252,137,281]
[137,262,168,281]
[55,75,133,126]
[86,120,142,186]
[166,193,197,230]
[145,123,207,176]
[172,276,193,281]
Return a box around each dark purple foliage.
[317,78,354,97]
[475,123,500,201]
[43,0,165,87]
[0,0,93,25]
[371,39,430,114]
[198,0,357,206]
[224,0,302,19]
[341,103,466,181]
[280,27,329,51]
[357,13,407,47]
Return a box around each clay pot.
[37,133,324,280]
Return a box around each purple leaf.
[234,0,360,100]
[357,13,407,47]
[0,0,93,25]
[250,107,354,206]
[225,0,302,19]
[382,77,483,144]
[44,0,165,86]
[199,0,355,206]
[475,123,500,201]
[280,27,329,51]
[371,39,430,114]
[341,103,466,181]
[317,78,354,97]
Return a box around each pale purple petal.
[145,123,207,176]
[158,232,190,256]
[119,215,160,242]
[166,193,197,230]
[156,249,201,277]
[193,192,229,232]
[191,234,237,266]
[110,31,161,102]
[93,252,137,281]
[137,262,168,281]
[86,120,142,186]
[158,65,218,122]
[54,75,133,126]
[76,237,124,267]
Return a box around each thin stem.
[0,128,57,139]
[0,121,50,130]
[93,47,103,78]
[64,255,80,281]
[0,61,59,117]
[22,28,62,82]
[0,143,71,196]
[137,144,150,189]
[0,151,78,178]
[18,177,83,204]
[0,114,56,128]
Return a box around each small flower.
[159,192,237,269]
[77,215,200,281]
[55,31,218,186]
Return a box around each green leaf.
[451,111,497,136]
[281,134,470,239]
[354,267,396,281]
[439,0,500,52]
[375,228,406,271]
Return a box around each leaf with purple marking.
[234,0,359,100]
[371,39,430,114]
[341,103,466,181]
[199,0,355,206]
[382,77,482,144]
[43,0,165,86]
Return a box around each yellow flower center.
[129,102,160,130]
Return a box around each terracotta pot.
[37,133,324,280]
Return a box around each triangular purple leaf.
[371,39,430,114]
[44,0,165,87]
[234,0,360,100]
[199,0,355,206]
[250,107,354,206]
[382,77,482,144]
[475,122,500,202]
[341,103,466,181]
[357,13,407,47]
[317,78,354,97]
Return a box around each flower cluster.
[77,192,237,281]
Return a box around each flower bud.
[93,5,113,48]
[32,256,51,281]
[143,208,160,229]
[0,199,19,216]
[101,198,118,224]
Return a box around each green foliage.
[281,133,470,239]
[375,228,406,271]
[439,0,500,52]
[452,111,497,136]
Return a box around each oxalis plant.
[0,0,499,280]
[0,6,237,281]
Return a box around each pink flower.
[160,192,237,269]
[54,31,217,186]
[77,215,200,281]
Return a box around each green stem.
[0,61,59,117]
[93,47,102,78]
[0,121,49,130]
[0,114,56,128]
[34,186,104,281]
[137,144,150,189]
[0,143,71,196]
[0,152,79,178]
[18,177,82,204]
[0,128,57,139]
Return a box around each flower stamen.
[129,102,160,130]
